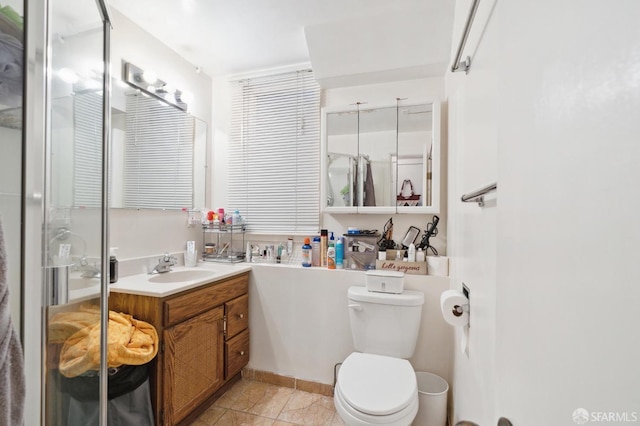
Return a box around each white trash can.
[413,372,449,426]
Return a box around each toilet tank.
[347,286,424,359]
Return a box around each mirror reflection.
[395,103,433,207]
[50,76,206,210]
[324,100,438,212]
[326,110,358,207]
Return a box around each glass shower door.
[41,0,110,424]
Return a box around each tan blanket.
[50,306,158,378]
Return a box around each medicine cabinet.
[321,99,441,214]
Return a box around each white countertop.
[108,262,252,297]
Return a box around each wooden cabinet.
[109,272,250,426]
[224,294,249,378]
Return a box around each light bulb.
[163,83,176,94]
[181,90,194,104]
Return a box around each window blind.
[123,93,194,209]
[73,91,104,208]
[228,69,321,234]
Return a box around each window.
[228,69,321,234]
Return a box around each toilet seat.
[335,352,418,424]
[335,382,419,425]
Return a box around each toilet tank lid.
[365,270,405,278]
[348,286,424,306]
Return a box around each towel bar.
[461,182,497,206]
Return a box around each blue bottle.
[336,237,344,269]
[302,237,312,267]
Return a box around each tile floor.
[193,379,345,425]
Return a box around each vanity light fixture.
[123,61,189,111]
[142,69,158,84]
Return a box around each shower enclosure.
[20,0,113,424]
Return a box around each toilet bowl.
[334,352,419,425]
[334,286,424,426]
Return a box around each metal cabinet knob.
[238,313,244,319]
[239,351,245,356]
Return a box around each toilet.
[334,286,425,425]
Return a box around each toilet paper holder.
[452,303,469,317]
[452,295,470,328]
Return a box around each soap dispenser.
[109,247,119,284]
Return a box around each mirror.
[322,99,440,214]
[326,109,358,207]
[358,105,397,210]
[50,75,206,210]
[111,85,207,209]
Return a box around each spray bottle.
[320,229,328,267]
[336,237,344,269]
[327,242,336,270]
[312,236,321,267]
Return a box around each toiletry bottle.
[311,236,321,267]
[378,247,387,261]
[109,248,118,284]
[302,237,312,267]
[336,237,344,269]
[416,248,425,262]
[395,249,402,261]
[327,242,336,269]
[320,229,328,267]
[408,243,416,262]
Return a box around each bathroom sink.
[148,269,217,284]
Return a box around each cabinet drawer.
[225,329,249,379]
[164,273,249,327]
[226,294,248,338]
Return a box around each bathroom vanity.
[109,268,250,426]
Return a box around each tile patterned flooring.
[193,379,345,425]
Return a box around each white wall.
[447,0,640,424]
[248,265,452,386]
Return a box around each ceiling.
[106,0,456,83]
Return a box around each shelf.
[202,254,246,264]
[202,223,247,263]
[202,224,247,233]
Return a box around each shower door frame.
[22,0,112,424]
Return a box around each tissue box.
[366,270,405,293]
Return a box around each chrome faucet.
[150,252,177,274]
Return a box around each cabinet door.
[163,306,224,425]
